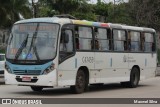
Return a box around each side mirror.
[2,34,5,43]
[61,30,70,43]
[152,43,156,52]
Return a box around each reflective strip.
[75,58,77,68]
[110,58,112,67]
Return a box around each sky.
[88,0,129,4]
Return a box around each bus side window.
[124,41,127,51]
[152,43,155,52]
[144,32,154,52]
[93,28,100,50]
[94,27,110,51]
[77,26,93,50]
[75,28,79,50]
[141,33,145,51]
[129,31,141,52]
[113,29,126,51]
[107,29,112,50]
[128,31,131,51]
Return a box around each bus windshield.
[6,23,59,64]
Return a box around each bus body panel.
[4,60,59,87]
[128,53,157,80]
[58,52,95,86]
[95,52,130,83]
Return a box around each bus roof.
[71,20,155,33]
[15,17,155,33]
[109,23,155,33]
[15,17,72,25]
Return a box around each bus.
[4,16,157,94]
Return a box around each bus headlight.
[43,63,55,74]
[5,63,12,73]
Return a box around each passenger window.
[75,26,93,50]
[129,31,141,52]
[113,29,126,51]
[94,28,111,51]
[144,33,154,52]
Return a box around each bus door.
[58,28,76,86]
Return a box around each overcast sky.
[88,0,129,4]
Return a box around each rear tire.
[121,67,140,88]
[31,86,43,92]
[70,69,86,94]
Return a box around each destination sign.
[18,24,56,32]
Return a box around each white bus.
[4,16,157,93]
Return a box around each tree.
[128,0,160,30]
[107,2,134,25]
[38,0,95,20]
[0,0,31,28]
[93,1,108,22]
[0,0,11,28]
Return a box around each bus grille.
[13,70,41,75]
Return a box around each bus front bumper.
[4,69,57,87]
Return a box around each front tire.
[70,69,86,94]
[31,86,43,92]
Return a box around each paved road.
[0,77,160,107]
[1,67,160,107]
[0,76,160,98]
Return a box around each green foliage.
[0,0,32,28]
[0,49,5,54]
[128,0,160,30]
[107,3,134,25]
[1,0,160,32]
[72,12,96,21]
[157,49,160,64]
[93,2,109,16]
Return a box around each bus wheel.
[30,86,43,92]
[129,67,140,88]
[70,69,86,94]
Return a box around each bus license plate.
[22,77,31,82]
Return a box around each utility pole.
[31,0,35,18]
[29,0,38,18]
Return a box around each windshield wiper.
[8,33,13,45]
[25,23,40,62]
[14,34,29,60]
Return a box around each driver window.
[59,29,74,62]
